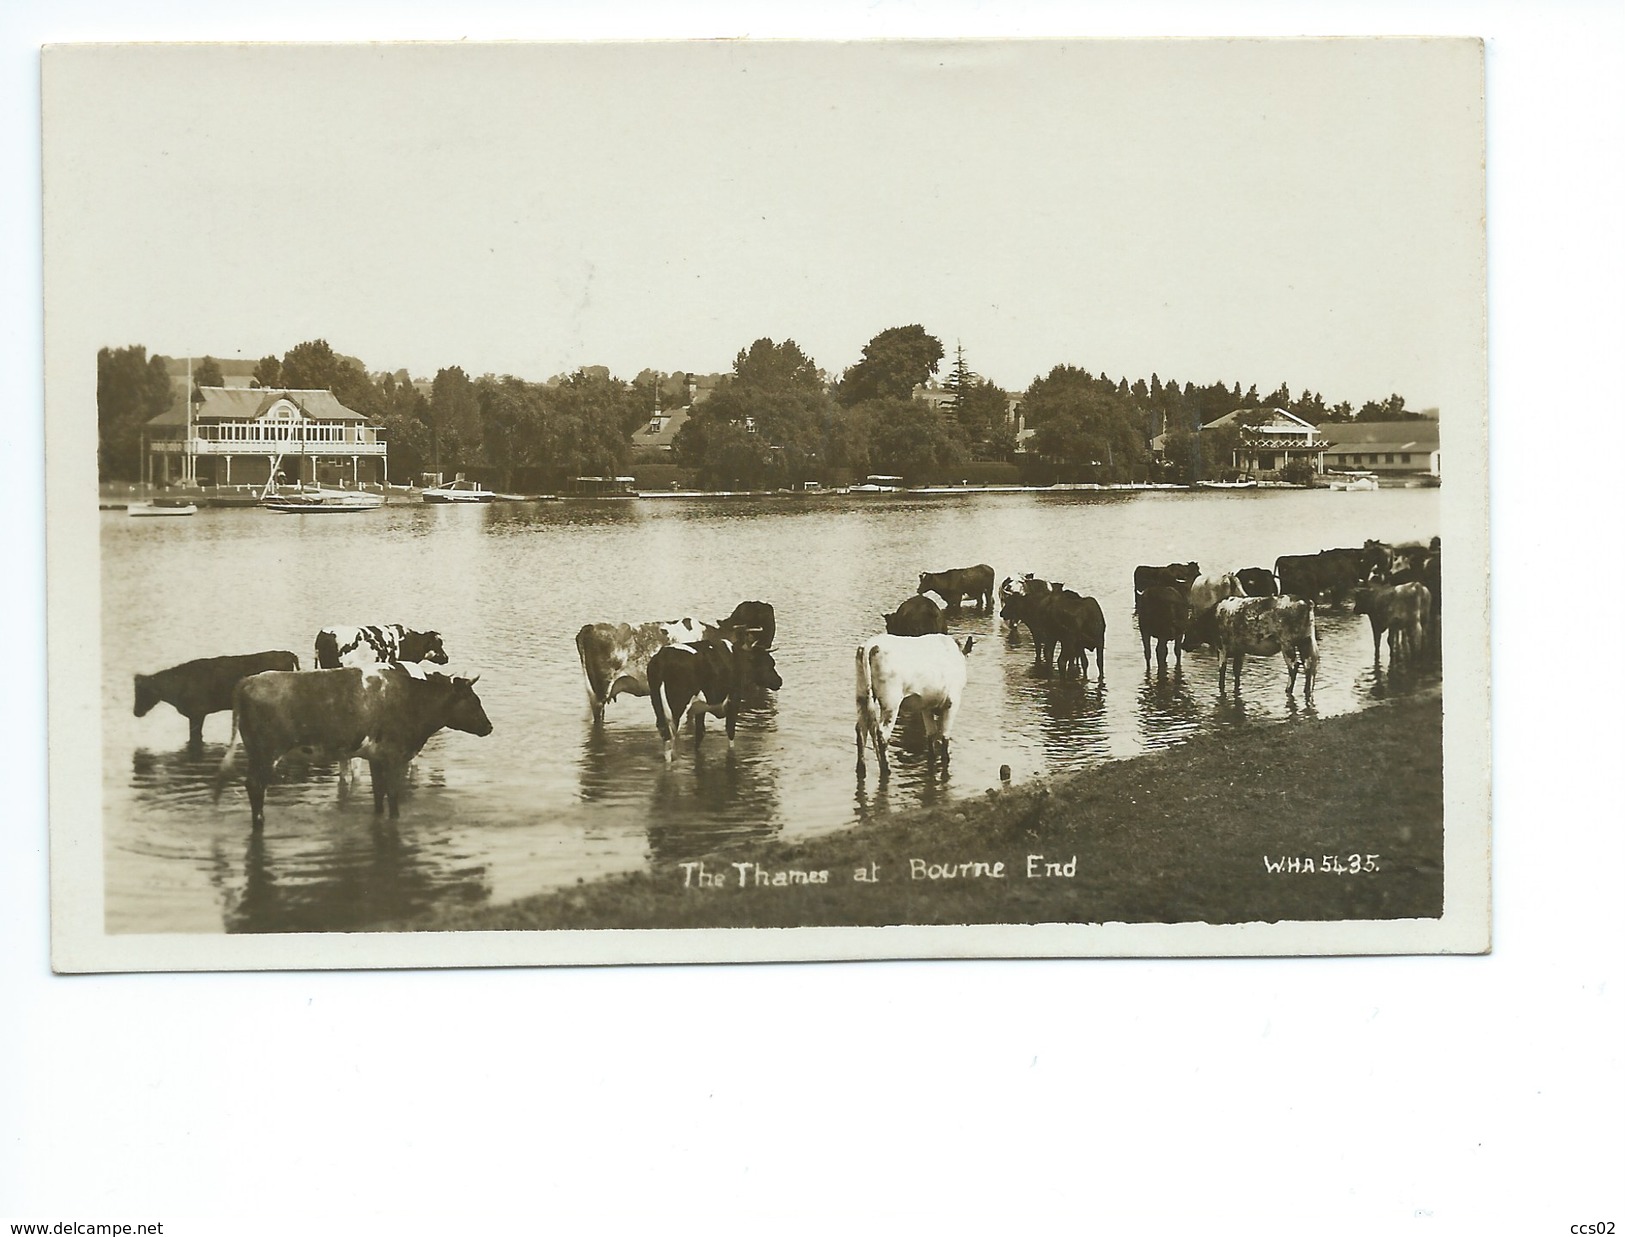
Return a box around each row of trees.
[97,330,1422,486]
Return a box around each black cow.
[1000,578,1105,676]
[1135,584,1189,673]
[134,650,301,747]
[1133,562,1200,597]
[918,564,996,614]
[1274,550,1365,604]
[214,665,493,828]
[884,593,948,636]
[715,600,776,650]
[648,638,783,762]
[1237,567,1279,597]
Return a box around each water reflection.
[1039,678,1110,763]
[1135,670,1202,751]
[214,818,492,933]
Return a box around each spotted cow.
[575,617,718,722]
[647,638,782,762]
[314,624,449,670]
[1212,596,1319,699]
[1352,582,1432,666]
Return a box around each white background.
[3,4,1621,1235]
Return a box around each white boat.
[127,499,197,517]
[422,479,495,504]
[1196,479,1259,491]
[848,474,906,494]
[262,485,384,514]
[1326,471,1380,492]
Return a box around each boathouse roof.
[1317,420,1440,451]
[148,386,369,427]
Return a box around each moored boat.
[262,486,384,513]
[128,498,198,517]
[422,479,495,504]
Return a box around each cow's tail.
[854,642,880,763]
[212,705,243,804]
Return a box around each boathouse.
[1317,420,1441,481]
[141,387,389,489]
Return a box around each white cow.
[1182,571,1246,651]
[854,633,974,779]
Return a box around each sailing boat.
[260,413,383,513]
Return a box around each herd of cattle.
[130,536,1439,827]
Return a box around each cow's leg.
[1231,651,1245,693]
[1285,650,1301,695]
[1155,637,1169,674]
[937,701,957,774]
[1141,631,1152,672]
[186,714,205,749]
[245,757,274,831]
[369,761,387,815]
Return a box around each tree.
[193,356,224,389]
[1021,365,1149,482]
[956,379,1013,457]
[860,397,965,484]
[942,344,976,417]
[97,345,174,481]
[675,337,837,486]
[835,324,944,406]
[373,373,433,482]
[280,338,342,390]
[429,366,482,468]
[252,354,282,388]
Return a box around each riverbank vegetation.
[97,328,1428,488]
[394,689,1444,933]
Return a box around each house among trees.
[142,387,388,489]
[1318,420,1441,481]
[1154,407,1327,481]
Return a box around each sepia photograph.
[44,38,1489,971]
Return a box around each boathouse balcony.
[146,424,388,456]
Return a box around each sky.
[43,38,1483,414]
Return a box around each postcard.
[43,38,1489,971]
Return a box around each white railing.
[150,436,388,455]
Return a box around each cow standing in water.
[917,564,996,614]
[214,665,492,829]
[1135,585,1189,673]
[1352,582,1432,666]
[854,633,974,780]
[1212,596,1319,699]
[134,650,301,748]
[575,617,717,722]
[884,592,949,636]
[647,637,782,762]
[314,624,449,669]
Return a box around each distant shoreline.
[92,477,1445,511]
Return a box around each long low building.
[1317,420,1440,480]
[142,386,388,488]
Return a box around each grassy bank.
[398,690,1443,932]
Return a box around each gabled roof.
[1318,420,1440,449]
[632,405,692,449]
[1204,406,1319,433]
[147,386,369,427]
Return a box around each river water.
[101,487,1440,933]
